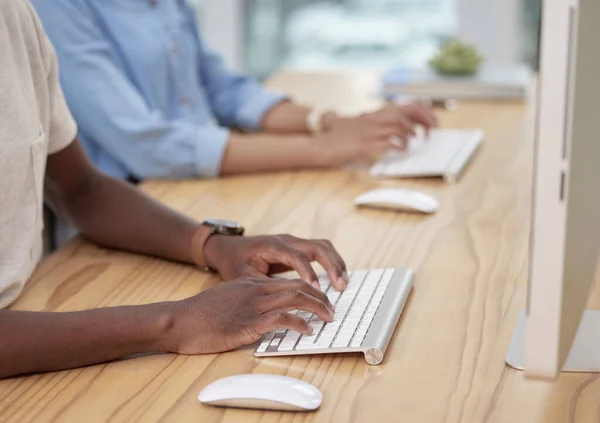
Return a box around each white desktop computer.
[505,0,600,379]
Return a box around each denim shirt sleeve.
[188,12,287,131]
[32,0,230,178]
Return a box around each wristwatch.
[202,219,245,237]
[192,219,245,271]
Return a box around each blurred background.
[188,0,541,80]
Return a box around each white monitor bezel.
[524,0,579,379]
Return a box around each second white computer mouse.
[198,374,323,412]
[354,188,439,214]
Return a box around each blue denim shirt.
[32,0,285,179]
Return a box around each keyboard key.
[309,320,324,333]
[278,331,301,351]
[257,332,276,353]
[349,270,368,285]
[317,321,341,347]
[297,311,312,321]
[350,328,369,348]
[296,335,319,350]
[371,269,394,304]
[327,290,341,304]
[319,276,331,291]
[295,315,325,349]
[332,331,354,349]
[381,268,395,284]
[335,293,354,309]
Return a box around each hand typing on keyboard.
[255,269,411,363]
[369,129,484,182]
[317,103,438,167]
[204,235,348,289]
[164,277,335,355]
[203,234,349,291]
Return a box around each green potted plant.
[428,37,484,76]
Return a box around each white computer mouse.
[354,188,439,214]
[198,374,323,412]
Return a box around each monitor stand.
[506,310,600,372]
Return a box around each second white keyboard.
[369,129,484,182]
[254,268,413,365]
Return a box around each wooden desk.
[2,71,598,423]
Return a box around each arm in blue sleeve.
[32,0,229,179]
[184,6,286,131]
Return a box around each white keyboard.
[254,268,413,365]
[369,129,484,182]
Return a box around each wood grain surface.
[2,71,599,423]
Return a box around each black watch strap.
[192,220,244,273]
[202,219,245,236]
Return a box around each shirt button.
[149,0,157,7]
[172,44,180,56]
[179,96,189,105]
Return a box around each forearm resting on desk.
[56,172,199,264]
[0,277,336,379]
[220,127,389,175]
[45,141,201,265]
[220,132,330,175]
[260,100,311,133]
[0,305,171,379]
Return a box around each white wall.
[199,0,243,70]
[457,0,521,65]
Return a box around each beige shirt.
[0,0,77,309]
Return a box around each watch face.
[203,219,244,236]
[204,219,242,229]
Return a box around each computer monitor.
[505,0,600,379]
